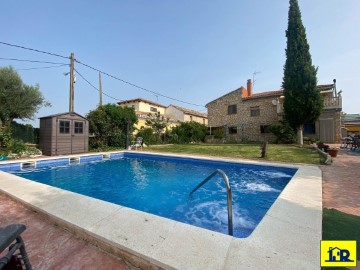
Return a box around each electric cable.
[74,68,120,101]
[16,64,68,71]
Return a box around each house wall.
[120,101,166,115]
[318,110,342,143]
[183,114,208,126]
[237,97,279,142]
[207,89,242,127]
[166,106,184,121]
[207,90,279,142]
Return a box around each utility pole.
[69,53,75,112]
[99,71,103,106]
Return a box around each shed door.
[56,119,72,155]
[320,118,334,143]
[56,119,86,155]
[71,120,86,154]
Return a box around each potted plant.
[328,147,339,157]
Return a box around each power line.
[16,64,68,71]
[0,41,68,59]
[0,57,67,65]
[0,41,205,108]
[74,68,120,101]
[75,59,205,107]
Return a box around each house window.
[228,105,237,115]
[303,123,315,135]
[59,121,70,134]
[228,127,237,134]
[190,116,193,121]
[74,122,84,134]
[203,119,205,125]
[260,125,270,134]
[250,106,260,117]
[150,107,157,112]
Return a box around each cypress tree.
[282,0,323,145]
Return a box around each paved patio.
[0,192,130,270]
[321,147,360,216]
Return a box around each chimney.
[247,79,253,96]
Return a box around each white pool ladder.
[189,169,233,236]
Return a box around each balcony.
[277,96,342,114]
[323,96,342,111]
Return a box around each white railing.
[323,96,342,110]
[277,96,342,114]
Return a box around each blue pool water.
[8,153,296,238]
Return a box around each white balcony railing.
[323,96,342,110]
[277,96,342,114]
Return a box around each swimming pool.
[3,152,296,238]
[0,152,322,269]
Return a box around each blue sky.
[1,0,359,127]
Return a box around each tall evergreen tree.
[282,0,323,145]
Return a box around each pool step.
[21,161,36,170]
[69,157,80,165]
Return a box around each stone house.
[118,98,208,132]
[206,80,342,143]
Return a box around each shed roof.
[39,112,88,120]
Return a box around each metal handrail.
[189,169,233,236]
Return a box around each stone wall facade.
[206,84,342,143]
[207,89,280,142]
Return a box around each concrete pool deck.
[0,151,322,269]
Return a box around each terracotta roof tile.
[242,90,284,100]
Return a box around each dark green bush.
[268,121,296,144]
[170,122,207,144]
[136,127,159,145]
[8,139,27,154]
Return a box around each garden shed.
[39,112,89,156]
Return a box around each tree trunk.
[297,125,303,145]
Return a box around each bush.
[136,127,159,145]
[268,121,296,144]
[212,128,224,140]
[170,122,207,144]
[8,139,27,154]
[87,103,137,149]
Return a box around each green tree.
[170,121,207,144]
[0,66,50,133]
[87,104,137,148]
[282,0,323,145]
[136,127,158,145]
[145,111,167,141]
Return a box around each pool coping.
[0,151,322,270]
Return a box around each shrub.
[212,128,224,140]
[268,121,296,144]
[8,139,27,154]
[136,127,159,145]
[170,122,207,144]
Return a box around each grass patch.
[144,143,321,164]
[322,208,360,269]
